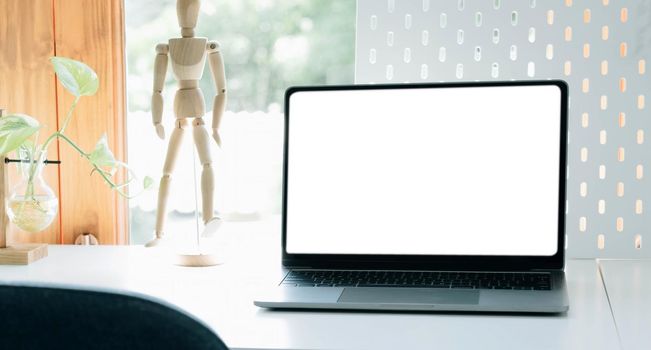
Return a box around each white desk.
[599,260,651,350]
[0,219,621,350]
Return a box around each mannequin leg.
[147,119,187,247]
[192,117,221,236]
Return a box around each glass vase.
[6,149,58,233]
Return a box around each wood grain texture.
[54,0,127,244]
[0,0,61,244]
[0,243,48,265]
[0,110,6,248]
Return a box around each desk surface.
[599,260,651,350]
[0,219,623,350]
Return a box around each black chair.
[0,284,228,349]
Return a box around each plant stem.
[41,96,79,153]
[59,96,79,135]
[54,133,142,199]
[56,132,89,157]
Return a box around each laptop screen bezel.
[282,80,568,271]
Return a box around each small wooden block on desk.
[0,244,48,265]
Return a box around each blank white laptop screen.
[286,85,562,256]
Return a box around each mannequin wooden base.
[175,253,223,267]
[0,244,48,265]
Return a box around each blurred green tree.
[125,0,355,113]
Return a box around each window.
[125,0,355,243]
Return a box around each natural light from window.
[125,0,355,244]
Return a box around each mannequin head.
[177,0,200,37]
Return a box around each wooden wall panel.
[0,0,61,244]
[54,0,128,244]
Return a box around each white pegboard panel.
[355,0,649,258]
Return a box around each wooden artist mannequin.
[146,0,226,252]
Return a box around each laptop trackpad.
[338,288,479,305]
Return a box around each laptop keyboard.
[281,270,552,290]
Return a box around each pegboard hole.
[458,0,465,11]
[440,13,447,28]
[492,29,500,44]
[635,200,643,214]
[474,46,482,61]
[581,112,589,127]
[639,60,646,74]
[564,61,572,76]
[387,31,394,46]
[547,10,554,25]
[580,182,588,197]
[617,147,625,162]
[405,14,412,30]
[619,78,627,92]
[603,0,609,5]
[635,235,642,250]
[616,217,624,232]
[636,165,644,179]
[457,30,464,44]
[403,48,411,63]
[618,112,625,127]
[598,199,606,214]
[599,165,606,179]
[565,27,572,41]
[386,65,394,80]
[491,63,499,78]
[456,64,464,79]
[422,0,430,12]
[510,45,517,61]
[511,11,518,26]
[620,42,628,57]
[597,234,605,250]
[601,60,608,75]
[388,0,395,13]
[580,147,588,162]
[579,217,587,232]
[638,95,645,109]
[583,43,590,58]
[493,0,500,10]
[475,12,483,27]
[620,8,628,23]
[582,79,589,93]
[438,47,446,62]
[421,30,429,46]
[546,44,554,60]
[600,95,607,110]
[599,129,607,144]
[616,182,624,197]
[601,26,609,40]
[369,49,377,64]
[583,9,591,23]
[420,64,428,79]
[528,27,536,43]
[637,130,644,144]
[530,0,536,8]
[527,62,535,77]
[565,0,573,7]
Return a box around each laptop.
[255,81,570,313]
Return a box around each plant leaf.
[0,114,41,156]
[143,176,154,189]
[89,133,117,168]
[50,57,99,97]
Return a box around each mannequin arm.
[207,41,226,147]
[152,43,169,139]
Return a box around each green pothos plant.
[0,57,152,203]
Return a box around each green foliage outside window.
[126,0,355,113]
